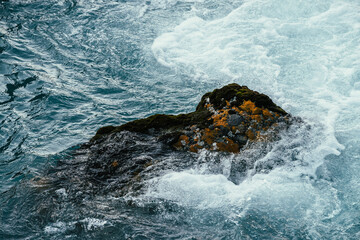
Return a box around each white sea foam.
[3,0,357,238]
[145,166,341,223]
[151,0,359,157]
[147,1,360,235]
[44,221,67,234]
[152,0,360,117]
[145,121,338,214]
[44,218,108,234]
[55,188,68,198]
[150,0,205,9]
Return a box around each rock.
[227,114,243,126]
[92,83,291,154]
[42,83,299,198]
[235,135,248,145]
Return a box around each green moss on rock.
[196,83,286,114]
[92,110,212,141]
[91,83,287,142]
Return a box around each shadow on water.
[0,75,37,105]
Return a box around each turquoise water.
[1,0,360,239]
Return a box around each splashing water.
[1,0,359,239]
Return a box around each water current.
[0,0,360,239]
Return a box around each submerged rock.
[93,83,291,154]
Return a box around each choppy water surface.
[1,0,359,239]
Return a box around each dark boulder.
[43,83,298,197]
[92,83,291,154]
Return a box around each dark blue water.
[1,0,360,239]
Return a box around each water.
[0,0,359,239]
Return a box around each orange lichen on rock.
[251,114,262,122]
[189,144,204,153]
[201,128,218,146]
[180,135,189,143]
[149,85,291,154]
[85,83,295,200]
[216,138,240,153]
[211,110,230,127]
[240,100,256,113]
[246,129,256,140]
[262,109,273,119]
[253,107,262,115]
[173,135,190,148]
[171,98,288,152]
[231,106,243,114]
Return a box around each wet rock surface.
[93,83,292,154]
[47,132,199,197]
[43,83,300,197]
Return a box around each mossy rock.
[91,83,288,143]
[92,111,212,141]
[196,83,286,114]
